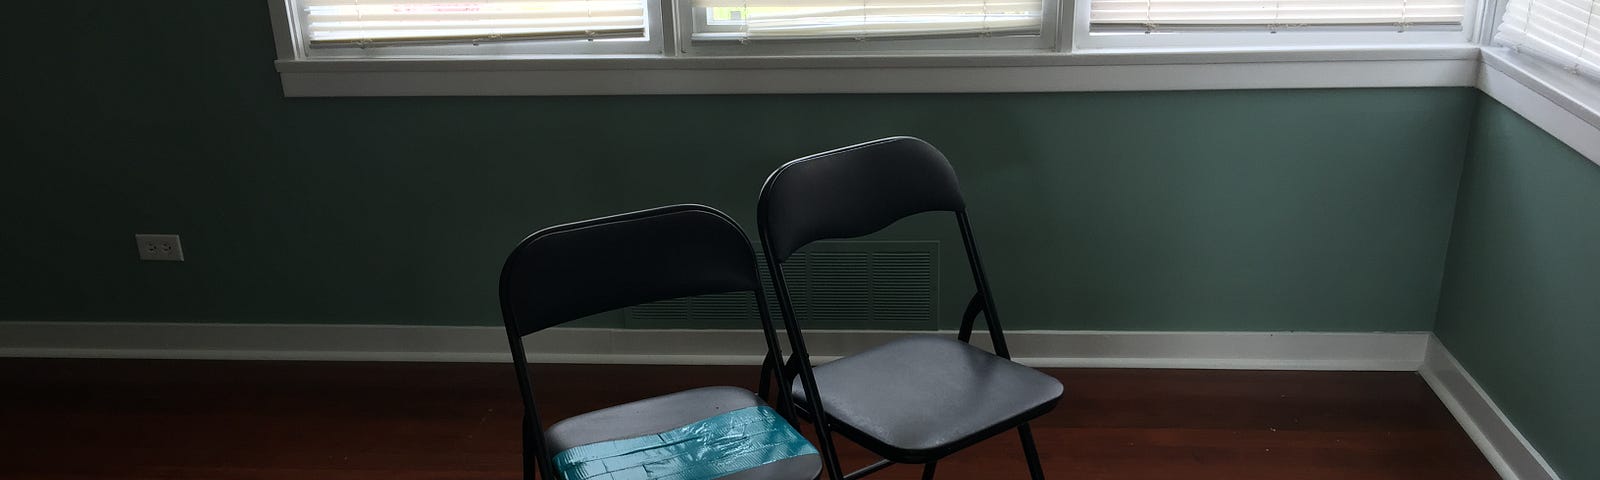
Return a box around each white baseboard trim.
[1420,336,1562,480]
[0,321,1426,371]
[2,323,1564,478]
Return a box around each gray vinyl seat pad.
[545,386,822,480]
[791,335,1064,457]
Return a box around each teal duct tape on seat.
[552,406,818,480]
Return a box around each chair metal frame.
[754,137,1051,480]
[497,204,818,480]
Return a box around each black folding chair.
[756,137,1064,480]
[498,204,823,480]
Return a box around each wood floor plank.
[0,359,1496,480]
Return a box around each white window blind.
[689,0,1045,41]
[302,0,647,46]
[1496,0,1600,77]
[1089,0,1466,32]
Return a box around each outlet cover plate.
[134,234,184,261]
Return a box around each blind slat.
[688,0,1044,41]
[1089,0,1465,29]
[305,0,647,46]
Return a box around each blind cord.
[587,0,597,41]
[1269,0,1282,33]
[1575,0,1598,75]
[982,0,991,37]
[740,0,751,44]
[354,0,370,48]
[859,0,869,41]
[1398,0,1411,32]
[1144,0,1155,33]
[1516,0,1536,52]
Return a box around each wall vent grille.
[624,241,938,330]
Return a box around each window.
[279,0,1477,58]
[294,0,659,57]
[1495,0,1600,78]
[686,0,1053,52]
[1077,0,1469,48]
[283,0,1056,57]
[1089,0,1465,32]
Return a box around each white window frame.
[267,0,1493,97]
[1473,0,1600,168]
[263,0,1600,185]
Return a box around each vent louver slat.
[807,252,869,326]
[869,251,935,326]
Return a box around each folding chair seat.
[789,336,1061,463]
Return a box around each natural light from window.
[302,0,648,46]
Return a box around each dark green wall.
[0,1,1474,330]
[5,2,1593,474]
[1435,97,1600,480]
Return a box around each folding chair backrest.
[757,136,966,263]
[755,137,1005,480]
[498,204,806,480]
[499,204,761,337]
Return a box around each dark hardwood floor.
[0,359,1496,480]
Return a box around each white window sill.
[275,44,1480,97]
[1478,48,1600,166]
[273,43,1600,167]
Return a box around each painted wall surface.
[1435,97,1600,480]
[0,2,1473,330]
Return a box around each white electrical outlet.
[134,234,185,261]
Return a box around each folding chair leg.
[757,352,776,402]
[1018,423,1045,480]
[522,416,538,480]
[921,462,938,480]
